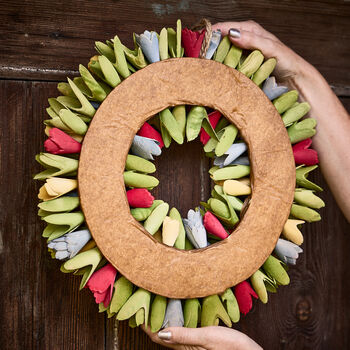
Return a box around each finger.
[227,29,282,59]
[141,325,177,349]
[212,20,278,41]
[158,327,209,346]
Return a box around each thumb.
[158,327,207,346]
[227,28,280,59]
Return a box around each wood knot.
[296,299,312,321]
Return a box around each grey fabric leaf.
[131,135,161,160]
[214,142,247,167]
[162,299,184,328]
[205,30,222,59]
[135,30,160,63]
[183,209,208,249]
[262,76,288,100]
[232,155,250,166]
[274,238,303,265]
[48,228,91,260]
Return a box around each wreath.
[34,19,324,331]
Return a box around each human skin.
[143,20,350,349]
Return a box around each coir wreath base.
[78,57,295,299]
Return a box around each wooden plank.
[0,0,349,89]
[0,81,106,350]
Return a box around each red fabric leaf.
[234,281,258,315]
[203,211,228,239]
[137,122,164,148]
[200,110,221,145]
[292,138,318,165]
[44,128,81,154]
[127,188,154,208]
[181,28,205,58]
[86,263,117,307]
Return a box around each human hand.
[142,325,262,350]
[212,20,315,85]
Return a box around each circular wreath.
[35,19,324,330]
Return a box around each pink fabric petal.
[234,281,258,315]
[127,188,154,208]
[137,122,164,148]
[203,211,228,239]
[86,263,117,307]
[44,128,81,154]
[292,138,318,165]
[200,110,221,145]
[181,28,205,58]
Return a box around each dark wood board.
[0,0,350,92]
[1,1,350,349]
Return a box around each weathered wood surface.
[0,1,350,349]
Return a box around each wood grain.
[0,0,349,90]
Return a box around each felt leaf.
[159,28,169,60]
[169,207,186,250]
[137,122,164,148]
[234,281,258,315]
[144,202,169,235]
[112,35,130,78]
[135,30,160,63]
[160,120,172,148]
[150,295,167,332]
[282,219,305,245]
[203,211,228,240]
[34,153,79,180]
[167,27,177,58]
[184,298,201,328]
[232,155,250,166]
[131,135,161,160]
[204,29,222,59]
[186,106,211,141]
[282,102,311,126]
[126,188,154,208]
[48,229,91,260]
[213,35,231,63]
[42,212,85,241]
[44,128,82,155]
[214,142,247,167]
[122,36,147,70]
[159,108,184,144]
[212,165,250,181]
[220,288,240,323]
[176,19,182,58]
[238,50,264,78]
[250,270,276,304]
[183,208,208,248]
[63,247,103,289]
[125,154,156,174]
[262,76,289,100]
[296,165,323,191]
[290,204,321,222]
[224,44,242,68]
[162,299,184,328]
[273,90,299,114]
[38,177,77,201]
[200,110,221,145]
[181,28,205,58]
[58,109,88,135]
[172,105,186,138]
[38,196,80,213]
[294,189,325,209]
[109,276,133,315]
[124,171,159,190]
[201,295,232,327]
[292,138,318,165]
[288,118,317,144]
[86,263,117,307]
[130,200,164,222]
[117,288,151,327]
[263,256,290,285]
[96,55,121,87]
[213,185,243,211]
[223,179,251,196]
[162,216,180,247]
[215,125,238,157]
[274,238,303,265]
[252,58,276,86]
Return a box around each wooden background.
[1,0,349,349]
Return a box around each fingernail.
[229,28,241,39]
[158,331,172,340]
